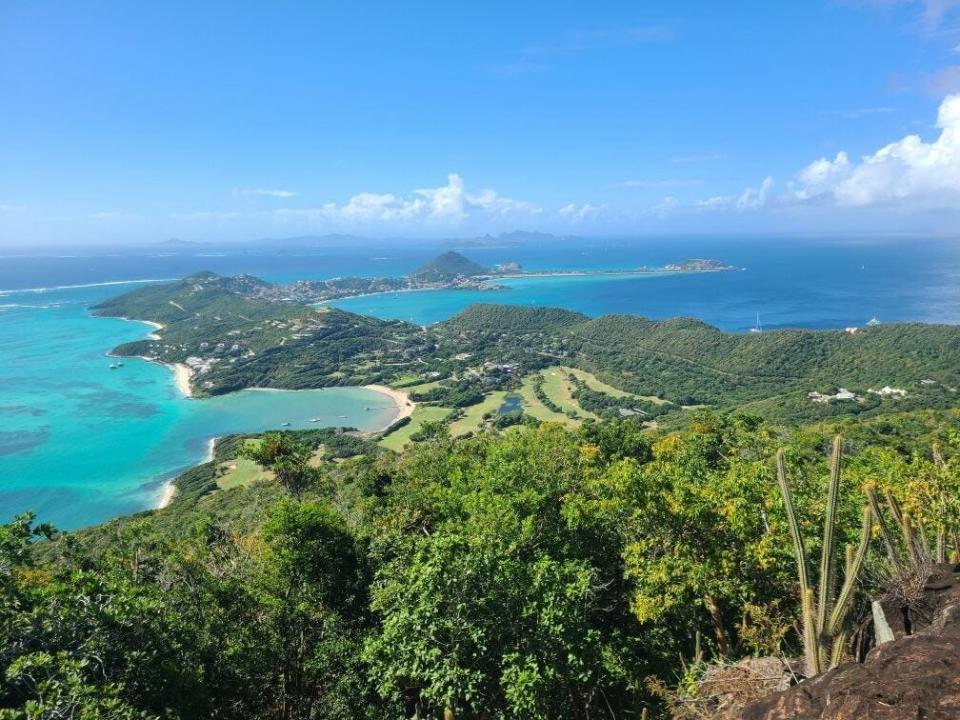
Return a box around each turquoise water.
[331,243,960,329]
[0,284,398,529]
[3,237,960,528]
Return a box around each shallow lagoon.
[0,284,398,529]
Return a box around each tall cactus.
[775,436,872,677]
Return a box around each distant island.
[203,250,741,305]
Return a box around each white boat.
[109,363,118,369]
[280,422,291,427]
[866,317,880,326]
[749,313,762,333]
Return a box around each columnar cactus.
[775,435,873,677]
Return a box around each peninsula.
[202,250,741,305]
[93,270,960,439]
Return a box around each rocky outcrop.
[741,564,960,720]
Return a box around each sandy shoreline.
[157,481,177,509]
[171,363,194,397]
[363,384,416,429]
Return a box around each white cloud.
[793,94,960,207]
[558,202,604,219]
[275,174,540,225]
[233,188,298,198]
[694,177,775,211]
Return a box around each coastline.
[157,481,178,509]
[114,318,193,398]
[363,384,416,429]
[171,363,194,397]
[316,266,737,308]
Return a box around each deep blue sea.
[2,236,959,528]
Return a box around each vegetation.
[4,410,960,718]
[775,437,873,674]
[410,251,488,282]
[94,275,960,425]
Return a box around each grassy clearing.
[216,457,272,490]
[448,391,507,437]
[539,368,599,421]
[517,374,579,426]
[564,366,670,405]
[379,405,452,452]
[401,379,445,395]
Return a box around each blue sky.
[2,0,960,244]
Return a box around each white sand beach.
[157,481,177,509]
[363,384,416,427]
[172,363,193,397]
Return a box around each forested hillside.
[4,410,959,718]
[93,274,960,420]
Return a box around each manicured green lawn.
[563,366,670,405]
[448,391,507,437]
[538,368,599,420]
[216,456,272,490]
[517,374,579,425]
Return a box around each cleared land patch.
[448,391,508,437]
[517,374,579,425]
[539,368,599,420]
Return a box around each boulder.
[741,564,960,720]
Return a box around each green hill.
[93,273,428,395]
[444,303,589,334]
[410,251,488,281]
[92,275,960,421]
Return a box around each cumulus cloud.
[558,202,604,220]
[276,174,540,225]
[233,188,298,198]
[793,94,960,207]
[694,177,775,211]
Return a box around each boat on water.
[866,317,881,326]
[308,418,320,423]
[280,422,291,427]
[109,363,118,369]
[749,313,762,333]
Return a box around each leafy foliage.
[6,408,960,718]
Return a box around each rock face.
[741,564,960,720]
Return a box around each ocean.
[2,236,959,528]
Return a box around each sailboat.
[749,313,762,333]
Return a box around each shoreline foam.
[157,482,177,509]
